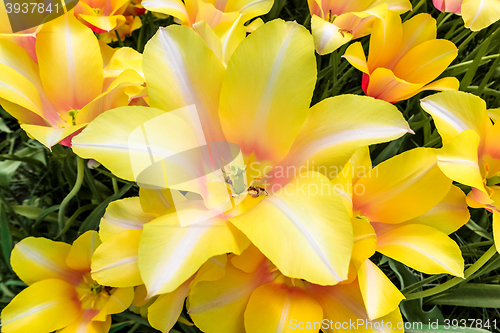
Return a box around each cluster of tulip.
[0,0,500,332]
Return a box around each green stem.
[112,177,119,195]
[115,30,124,47]
[58,157,85,232]
[56,204,97,239]
[404,245,497,300]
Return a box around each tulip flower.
[420,90,500,251]
[187,244,405,333]
[0,231,134,333]
[334,146,468,279]
[72,19,412,300]
[74,0,141,34]
[0,13,145,148]
[308,0,412,55]
[433,0,500,31]
[344,11,459,103]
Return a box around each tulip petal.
[58,314,111,333]
[433,0,462,13]
[191,254,228,287]
[0,279,81,333]
[354,148,451,224]
[358,260,405,321]
[192,21,223,62]
[268,95,410,185]
[366,67,423,103]
[78,14,126,32]
[66,231,101,272]
[244,283,323,333]
[400,77,459,101]
[20,123,88,148]
[139,188,174,216]
[219,19,316,164]
[143,24,226,143]
[307,281,404,333]
[343,42,369,73]
[139,210,250,296]
[231,243,267,274]
[437,129,488,193]
[488,108,500,121]
[36,13,103,112]
[484,120,500,160]
[188,261,273,333]
[230,172,353,286]
[345,218,377,283]
[420,90,491,144]
[463,0,500,31]
[377,224,464,277]
[11,237,83,286]
[148,279,191,333]
[394,185,470,235]
[367,10,402,72]
[142,0,190,24]
[213,15,246,65]
[225,0,274,21]
[311,15,353,55]
[94,287,134,320]
[393,39,457,85]
[91,230,143,287]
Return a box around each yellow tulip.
[0,231,134,333]
[336,147,469,279]
[0,12,145,148]
[73,19,412,299]
[344,11,459,103]
[433,0,500,31]
[187,245,405,333]
[421,90,500,252]
[308,0,412,55]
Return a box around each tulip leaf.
[0,207,12,270]
[427,284,500,308]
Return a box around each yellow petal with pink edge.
[367,10,402,72]
[366,68,423,103]
[420,90,491,144]
[148,279,191,332]
[377,224,464,277]
[344,217,376,284]
[311,15,353,55]
[437,129,489,194]
[343,42,368,73]
[143,24,226,143]
[306,280,404,333]
[91,230,143,287]
[354,148,451,224]
[230,172,353,286]
[78,14,126,32]
[66,230,101,272]
[433,0,462,13]
[385,13,437,69]
[463,0,500,31]
[58,314,111,333]
[244,283,323,333]
[0,279,81,333]
[11,237,83,285]
[188,260,274,333]
[139,188,174,216]
[484,120,500,160]
[36,13,103,112]
[139,209,250,296]
[20,123,88,148]
[191,255,228,287]
[141,0,190,24]
[99,197,156,241]
[358,259,405,321]
[231,243,267,273]
[392,185,469,235]
[219,19,316,164]
[267,95,410,186]
[93,287,134,321]
[393,39,457,84]
[72,106,165,180]
[225,0,274,22]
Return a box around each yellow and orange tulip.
[433,0,500,31]
[344,11,459,103]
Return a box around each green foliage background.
[2,0,500,332]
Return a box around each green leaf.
[12,205,61,224]
[406,325,492,333]
[427,284,500,308]
[0,207,12,270]
[0,117,11,133]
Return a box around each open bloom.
[421,91,500,251]
[0,231,134,333]
[73,19,411,299]
[308,0,411,55]
[344,11,459,103]
[334,147,468,279]
[187,244,405,333]
[0,13,144,148]
[433,0,500,31]
[74,0,142,35]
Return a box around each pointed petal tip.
[408,128,415,135]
